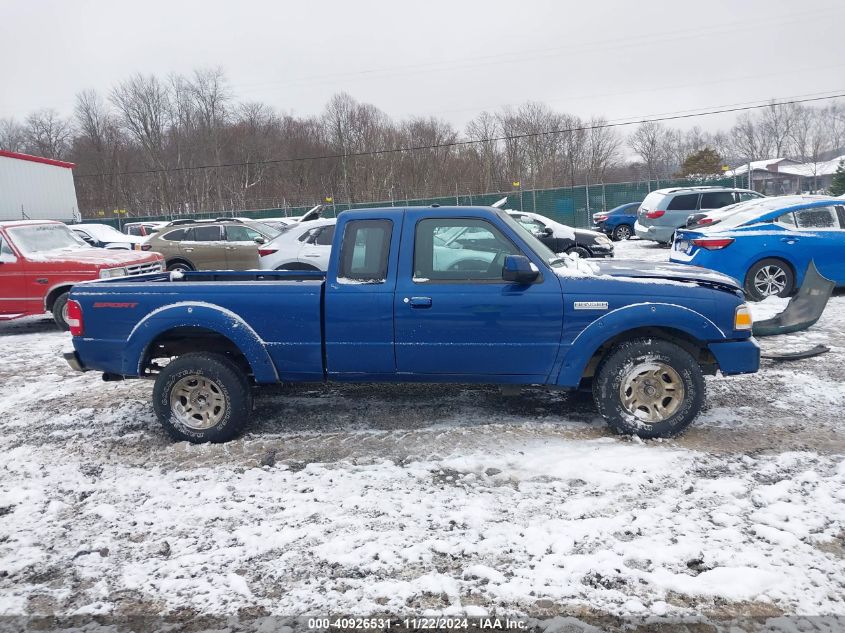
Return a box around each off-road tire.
[593,338,705,439]
[743,258,795,302]
[153,352,253,443]
[51,292,70,331]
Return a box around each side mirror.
[502,254,539,284]
[254,236,266,245]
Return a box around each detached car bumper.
[708,338,760,376]
[63,351,87,372]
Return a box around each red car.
[0,220,164,329]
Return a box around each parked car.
[0,220,163,328]
[65,205,758,444]
[123,221,168,237]
[71,223,144,250]
[141,218,279,271]
[506,211,614,258]
[635,187,764,244]
[592,202,641,240]
[258,218,336,271]
[670,196,845,300]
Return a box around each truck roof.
[340,205,500,219]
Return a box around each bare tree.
[628,121,670,180]
[0,118,26,152]
[23,109,72,158]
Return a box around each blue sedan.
[592,202,641,241]
[670,196,845,301]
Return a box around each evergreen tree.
[829,159,845,197]
[676,147,723,179]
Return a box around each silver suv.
[634,187,763,243]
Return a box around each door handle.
[225,246,236,250]
[304,254,320,258]
[184,248,194,252]
[780,237,798,244]
[405,296,432,308]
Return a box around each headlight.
[99,267,128,279]
[734,304,753,330]
[596,235,613,246]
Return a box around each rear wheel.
[612,224,633,241]
[593,338,705,439]
[153,353,253,443]
[51,292,70,331]
[744,258,794,301]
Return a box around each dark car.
[508,211,614,258]
[592,202,641,241]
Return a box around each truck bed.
[70,270,327,382]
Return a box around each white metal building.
[0,150,79,222]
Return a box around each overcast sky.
[2,0,844,132]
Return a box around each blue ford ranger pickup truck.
[63,206,759,443]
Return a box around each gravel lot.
[0,238,843,629]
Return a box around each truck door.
[323,217,400,375]
[222,225,261,270]
[0,233,30,319]
[393,212,564,380]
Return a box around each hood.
[590,259,741,292]
[28,247,162,267]
[573,227,606,240]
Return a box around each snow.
[0,237,843,623]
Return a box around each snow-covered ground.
[0,238,843,628]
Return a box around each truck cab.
[65,206,759,442]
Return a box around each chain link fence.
[87,177,736,230]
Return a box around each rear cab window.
[338,220,392,283]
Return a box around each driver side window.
[414,218,520,282]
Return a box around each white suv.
[258,218,336,271]
[634,187,763,243]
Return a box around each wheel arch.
[743,254,800,289]
[556,304,723,387]
[125,302,278,383]
[44,284,74,311]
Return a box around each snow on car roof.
[702,195,840,231]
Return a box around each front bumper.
[63,351,87,372]
[708,338,760,376]
[589,247,614,258]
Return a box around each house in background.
[725,155,845,195]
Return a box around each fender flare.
[123,301,278,383]
[555,302,724,387]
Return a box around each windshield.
[496,210,585,272]
[79,224,128,240]
[9,224,92,254]
[246,221,282,238]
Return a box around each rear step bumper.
[63,351,86,372]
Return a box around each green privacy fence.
[85,177,736,230]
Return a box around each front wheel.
[153,353,253,443]
[612,224,633,241]
[593,338,705,439]
[52,292,70,331]
[567,246,591,258]
[744,258,794,301]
